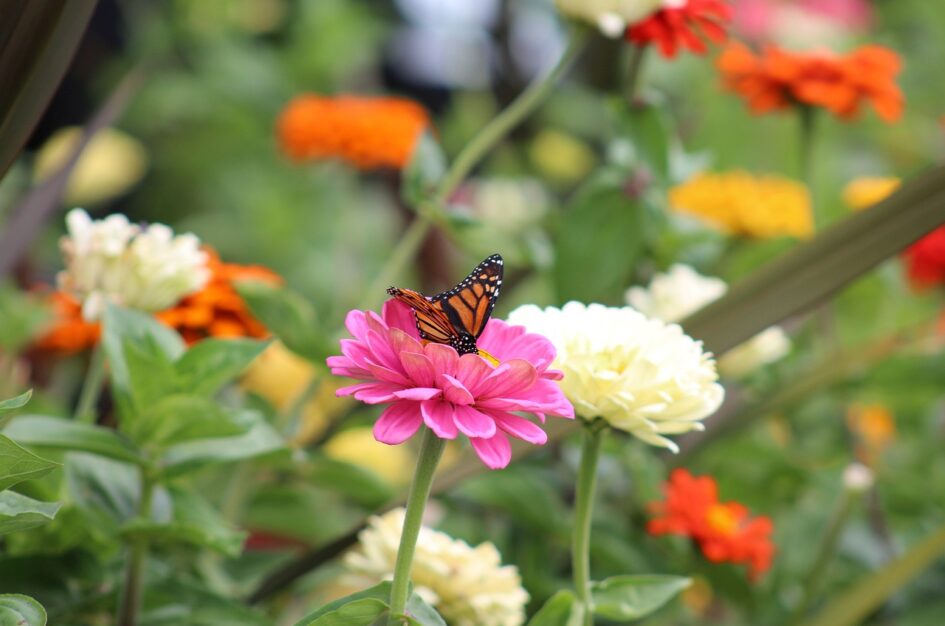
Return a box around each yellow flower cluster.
[669,171,813,238]
[842,177,900,211]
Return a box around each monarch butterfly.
[387,254,503,361]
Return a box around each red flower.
[903,225,945,288]
[648,469,775,579]
[626,0,731,59]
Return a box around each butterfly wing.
[386,287,458,344]
[430,253,503,339]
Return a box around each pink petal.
[491,411,548,445]
[477,319,557,371]
[421,399,458,439]
[383,298,421,339]
[424,343,458,377]
[365,330,401,371]
[478,359,538,398]
[400,351,436,387]
[452,405,496,438]
[470,432,512,469]
[456,353,494,391]
[374,402,423,444]
[365,359,411,386]
[336,382,400,404]
[440,374,474,406]
[393,387,441,401]
[344,309,369,339]
[389,328,423,356]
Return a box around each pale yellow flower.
[508,302,724,452]
[34,127,148,206]
[556,0,663,37]
[669,171,813,238]
[323,427,413,486]
[529,130,595,185]
[842,177,900,211]
[346,508,529,626]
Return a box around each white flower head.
[626,264,791,379]
[556,0,663,37]
[58,208,210,320]
[345,508,528,626]
[843,463,875,493]
[507,302,724,452]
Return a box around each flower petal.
[440,374,474,406]
[373,402,423,444]
[452,405,496,438]
[336,381,400,404]
[491,411,547,445]
[477,359,538,398]
[393,387,441,401]
[421,399,458,439]
[470,431,512,469]
[400,351,436,387]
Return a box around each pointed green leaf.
[527,590,580,626]
[806,523,945,626]
[236,281,325,363]
[0,594,46,626]
[4,415,144,465]
[0,491,59,535]
[293,582,392,626]
[401,592,447,626]
[0,433,59,491]
[591,575,691,621]
[0,390,30,414]
[134,396,249,448]
[174,338,269,396]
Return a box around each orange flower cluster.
[276,94,430,170]
[717,42,904,122]
[627,0,730,59]
[34,248,279,352]
[648,469,775,579]
[156,249,280,344]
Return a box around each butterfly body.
[387,254,503,357]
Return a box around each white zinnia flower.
[345,508,528,626]
[556,0,663,37]
[626,264,791,379]
[58,208,210,320]
[507,302,724,452]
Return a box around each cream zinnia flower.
[58,208,210,320]
[626,264,791,378]
[507,302,724,452]
[556,0,663,37]
[345,508,528,626]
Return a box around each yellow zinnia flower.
[669,170,813,238]
[842,177,900,211]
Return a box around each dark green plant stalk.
[572,422,605,626]
[117,472,155,626]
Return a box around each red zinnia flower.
[902,225,945,288]
[648,469,775,579]
[627,0,731,59]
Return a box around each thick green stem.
[117,472,154,626]
[573,422,604,626]
[388,427,446,624]
[623,44,647,104]
[788,488,861,625]
[74,343,106,423]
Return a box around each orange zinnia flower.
[34,290,100,354]
[627,0,730,59]
[156,249,281,344]
[648,469,775,579]
[717,42,903,122]
[276,94,430,170]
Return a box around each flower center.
[706,504,739,536]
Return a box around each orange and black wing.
[430,253,503,339]
[386,287,457,344]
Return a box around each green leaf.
[102,304,183,420]
[402,131,447,207]
[610,96,670,182]
[457,466,566,532]
[65,452,143,528]
[134,396,249,448]
[0,491,59,535]
[236,281,325,363]
[0,433,59,491]
[683,165,945,355]
[122,487,246,557]
[293,582,392,626]
[174,338,269,396]
[553,170,647,303]
[160,412,285,478]
[0,594,46,626]
[527,590,581,626]
[806,523,945,626]
[590,575,691,622]
[305,457,394,509]
[4,416,144,465]
[0,390,31,414]
[401,593,446,626]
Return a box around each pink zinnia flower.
[327,300,574,469]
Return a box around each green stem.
[623,44,647,104]
[74,343,106,422]
[388,427,446,624]
[117,472,154,626]
[573,422,604,626]
[788,487,861,625]
[798,106,819,226]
